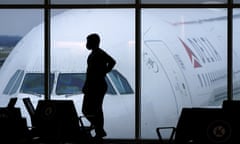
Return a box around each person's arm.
[104,52,116,73]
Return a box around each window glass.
[105,74,117,95]
[0,9,43,68]
[233,9,240,100]
[0,0,43,4]
[51,9,135,139]
[52,0,134,4]
[0,9,43,107]
[141,0,227,4]
[234,0,240,3]
[141,8,227,138]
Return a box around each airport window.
[0,9,43,97]
[141,8,228,138]
[0,0,238,141]
[235,0,240,4]
[233,8,240,100]
[50,8,135,138]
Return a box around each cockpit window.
[56,73,117,95]
[15,70,132,96]
[56,73,85,95]
[105,76,117,95]
[108,70,134,94]
[3,70,24,95]
[20,73,54,96]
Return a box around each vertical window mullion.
[228,0,233,101]
[44,0,51,100]
[136,0,141,140]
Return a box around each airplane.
[0,8,240,139]
[141,9,240,138]
[0,58,5,67]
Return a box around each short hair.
[87,33,100,45]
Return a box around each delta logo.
[179,38,202,68]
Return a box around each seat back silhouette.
[34,100,92,143]
[157,108,233,144]
[7,97,17,108]
[23,97,36,126]
[0,107,30,144]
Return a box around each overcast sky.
[0,9,42,37]
[0,0,237,37]
[0,9,65,37]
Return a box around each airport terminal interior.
[1,0,240,144]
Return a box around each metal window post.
[227,0,233,101]
[44,0,51,100]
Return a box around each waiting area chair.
[22,98,93,144]
[0,97,31,144]
[156,107,237,144]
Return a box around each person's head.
[86,33,100,50]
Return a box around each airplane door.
[144,40,192,110]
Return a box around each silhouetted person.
[82,33,116,140]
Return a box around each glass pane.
[141,0,226,4]
[0,9,43,95]
[52,0,134,4]
[51,9,135,139]
[233,9,240,100]
[0,9,43,126]
[234,0,240,3]
[0,0,43,4]
[141,8,227,139]
[0,9,42,70]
